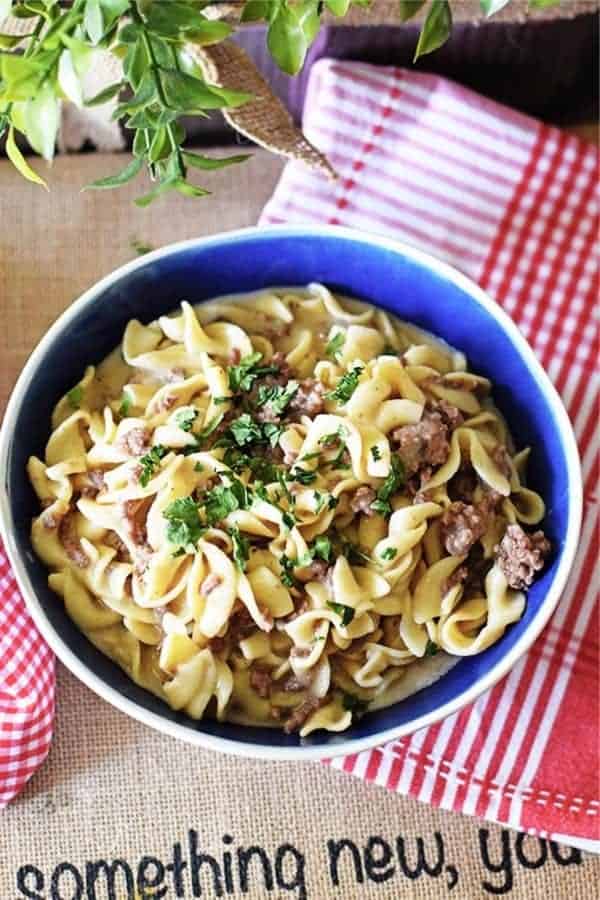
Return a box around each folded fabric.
[260,59,599,849]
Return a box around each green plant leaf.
[161,69,250,111]
[326,0,351,16]
[0,54,44,101]
[85,81,123,106]
[58,49,83,107]
[529,0,561,7]
[479,0,511,14]
[84,156,143,190]
[134,177,178,207]
[174,180,210,199]
[414,0,452,61]
[24,83,59,161]
[399,0,426,21]
[123,37,148,90]
[146,1,205,36]
[148,126,169,162]
[267,3,308,76]
[184,20,233,47]
[0,33,23,50]
[99,0,129,28]
[182,150,251,171]
[6,125,47,188]
[241,0,273,22]
[84,0,104,44]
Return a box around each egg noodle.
[28,285,550,736]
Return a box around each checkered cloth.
[261,60,599,848]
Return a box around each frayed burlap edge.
[192,40,337,179]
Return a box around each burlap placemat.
[0,152,598,899]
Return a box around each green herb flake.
[326,366,363,405]
[67,385,83,410]
[255,381,299,416]
[424,639,440,657]
[193,462,205,473]
[174,408,198,433]
[203,477,248,526]
[370,445,382,462]
[229,525,250,572]
[313,535,332,562]
[262,422,284,448]
[118,392,132,418]
[163,496,204,549]
[227,351,278,394]
[372,454,406,518]
[325,331,345,360]
[380,546,397,561]
[229,413,263,447]
[327,600,355,627]
[288,467,317,486]
[139,445,167,488]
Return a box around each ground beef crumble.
[283,695,326,734]
[391,410,450,477]
[118,426,152,457]
[288,380,326,418]
[440,497,498,557]
[495,524,551,589]
[349,485,376,517]
[58,512,89,568]
[249,667,272,699]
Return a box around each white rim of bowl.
[0,224,583,762]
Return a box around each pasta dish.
[28,285,550,735]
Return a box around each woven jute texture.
[0,151,599,899]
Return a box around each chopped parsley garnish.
[229,525,250,571]
[255,381,299,416]
[326,366,363,405]
[327,600,355,627]
[313,535,332,562]
[139,445,167,487]
[313,491,327,514]
[301,451,321,462]
[118,392,132,418]
[370,454,406,518]
[67,385,83,409]
[424,640,439,657]
[288,467,317,485]
[279,553,298,587]
[229,414,263,447]
[262,422,284,448]
[319,426,348,469]
[318,430,341,448]
[203,477,248,525]
[163,496,204,549]
[281,510,296,530]
[199,413,224,440]
[380,546,397,561]
[370,445,382,462]
[227,351,278,394]
[342,692,369,714]
[193,462,204,473]
[174,408,197,433]
[328,495,339,510]
[336,538,370,566]
[325,331,345,360]
[214,395,232,405]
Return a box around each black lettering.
[166,841,187,896]
[274,844,306,900]
[446,864,459,890]
[85,858,134,900]
[188,829,223,897]
[396,833,444,879]
[478,829,514,895]
[363,836,394,883]
[51,862,83,900]
[137,856,167,899]
[549,842,583,866]
[237,847,274,894]
[222,835,234,894]
[515,834,548,869]
[16,865,45,900]
[327,839,364,887]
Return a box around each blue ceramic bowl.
[0,226,582,760]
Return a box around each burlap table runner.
[0,152,597,899]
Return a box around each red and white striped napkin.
[261,60,599,849]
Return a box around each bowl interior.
[2,229,573,751]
